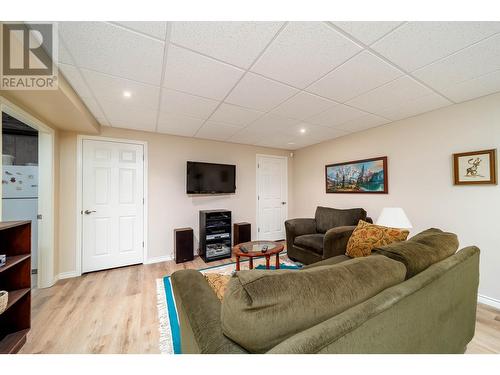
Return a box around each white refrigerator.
[2,165,38,271]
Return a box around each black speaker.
[233,222,251,246]
[174,227,194,264]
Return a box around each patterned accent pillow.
[346,220,409,258]
[204,273,231,301]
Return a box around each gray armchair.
[285,206,372,265]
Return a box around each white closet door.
[257,155,287,241]
[82,139,144,273]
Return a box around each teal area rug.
[156,258,301,354]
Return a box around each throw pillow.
[346,220,409,258]
[204,273,231,301]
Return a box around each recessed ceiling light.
[288,142,295,145]
[300,128,306,134]
[123,91,132,98]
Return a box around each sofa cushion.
[315,206,367,234]
[374,228,459,278]
[346,220,409,258]
[221,255,406,353]
[294,233,324,254]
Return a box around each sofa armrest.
[170,269,247,354]
[323,226,356,259]
[366,217,373,224]
[285,218,317,252]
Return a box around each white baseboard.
[145,255,172,265]
[478,294,500,310]
[57,271,81,280]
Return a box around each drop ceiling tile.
[413,34,500,93]
[170,22,284,68]
[163,45,244,100]
[335,114,389,132]
[249,113,301,132]
[251,22,362,88]
[58,22,164,85]
[227,127,267,145]
[307,51,403,102]
[96,117,110,127]
[210,103,264,126]
[108,118,157,132]
[100,100,158,132]
[288,140,323,149]
[111,21,167,40]
[332,21,403,45]
[375,93,451,121]
[57,39,75,65]
[81,68,160,111]
[80,96,106,120]
[440,69,500,102]
[225,73,298,111]
[271,92,337,120]
[259,125,348,150]
[157,111,205,137]
[307,103,368,127]
[372,21,500,72]
[195,121,242,141]
[58,63,94,98]
[160,89,219,119]
[346,76,435,116]
[282,122,348,141]
[255,134,297,149]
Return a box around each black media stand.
[199,210,232,262]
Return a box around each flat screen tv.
[187,161,236,194]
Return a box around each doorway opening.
[2,113,39,287]
[0,97,55,289]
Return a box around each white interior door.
[257,155,287,241]
[82,139,144,273]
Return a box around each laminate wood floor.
[20,255,500,354]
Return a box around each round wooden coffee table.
[233,241,284,271]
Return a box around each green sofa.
[170,229,480,354]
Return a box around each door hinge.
[258,195,260,200]
[142,241,144,248]
[257,163,260,168]
[258,227,260,233]
[143,197,145,204]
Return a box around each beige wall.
[58,127,293,273]
[58,130,78,274]
[292,92,500,302]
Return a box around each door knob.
[84,210,96,215]
[281,202,287,205]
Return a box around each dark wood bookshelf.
[0,221,31,354]
[0,255,31,273]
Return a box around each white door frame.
[76,135,148,276]
[0,95,56,288]
[256,154,288,240]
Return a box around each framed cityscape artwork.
[453,149,497,185]
[325,156,388,194]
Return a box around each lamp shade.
[376,208,412,229]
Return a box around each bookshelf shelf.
[0,220,31,354]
